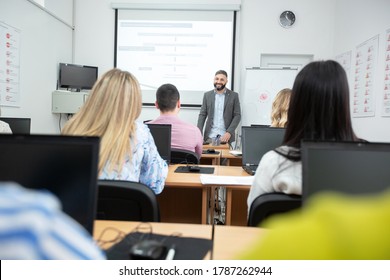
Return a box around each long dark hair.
[283,60,358,147]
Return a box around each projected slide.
[116,19,233,105]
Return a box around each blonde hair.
[271,88,292,128]
[62,68,142,174]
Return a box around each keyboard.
[242,165,257,176]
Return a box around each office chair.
[97,180,160,222]
[247,192,302,227]
[170,148,200,164]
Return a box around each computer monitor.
[250,124,270,128]
[0,117,31,134]
[241,126,285,166]
[301,140,390,203]
[58,63,98,91]
[146,124,172,164]
[0,134,100,234]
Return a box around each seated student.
[147,83,203,158]
[0,120,11,134]
[0,108,12,134]
[62,68,168,195]
[240,189,390,259]
[270,88,291,128]
[0,182,105,259]
[247,60,361,209]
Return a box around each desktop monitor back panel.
[146,123,172,164]
[241,126,285,166]
[0,134,100,234]
[301,141,390,202]
[0,117,31,134]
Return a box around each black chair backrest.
[0,117,31,134]
[170,148,199,164]
[247,192,302,227]
[97,180,160,222]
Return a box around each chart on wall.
[0,21,20,107]
[382,28,390,117]
[352,35,379,118]
[241,67,298,126]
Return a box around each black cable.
[210,222,215,260]
[58,113,62,132]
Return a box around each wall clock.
[279,10,296,28]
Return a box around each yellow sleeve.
[240,190,390,260]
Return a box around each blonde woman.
[270,88,292,128]
[62,68,168,194]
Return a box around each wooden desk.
[214,166,250,226]
[203,143,230,150]
[200,151,221,165]
[220,149,242,166]
[94,220,266,260]
[159,165,209,224]
[161,164,250,225]
[213,225,267,260]
[201,150,241,166]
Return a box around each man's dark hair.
[215,70,228,77]
[156,83,180,112]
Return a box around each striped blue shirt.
[209,91,226,138]
[0,182,105,260]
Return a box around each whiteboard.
[241,68,298,126]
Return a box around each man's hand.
[221,132,231,143]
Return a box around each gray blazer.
[197,89,241,143]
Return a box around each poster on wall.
[352,35,379,118]
[382,28,390,117]
[0,21,21,107]
[335,50,352,80]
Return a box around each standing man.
[197,70,241,144]
[148,83,203,158]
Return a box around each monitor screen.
[241,126,285,166]
[59,63,98,90]
[146,124,172,164]
[0,117,31,134]
[0,134,100,234]
[301,141,390,203]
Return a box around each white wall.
[0,0,73,134]
[334,0,390,142]
[239,0,335,68]
[3,0,390,140]
[74,0,337,126]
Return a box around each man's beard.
[214,83,226,91]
